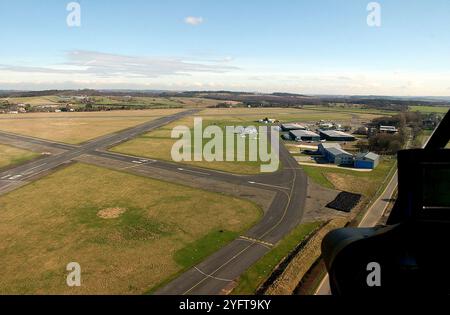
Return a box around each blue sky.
[0,0,449,95]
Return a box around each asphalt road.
[0,109,308,295]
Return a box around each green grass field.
[0,163,261,294]
[303,105,395,116]
[302,157,396,199]
[0,144,39,169]
[231,222,322,295]
[410,105,450,114]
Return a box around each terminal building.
[289,130,321,142]
[319,130,356,142]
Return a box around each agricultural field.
[0,163,261,294]
[0,109,183,144]
[0,144,39,169]
[1,95,228,110]
[303,105,395,116]
[200,107,385,123]
[409,105,450,114]
[0,96,61,106]
[88,96,183,108]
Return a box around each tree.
[388,140,402,153]
[356,139,369,151]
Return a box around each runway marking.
[194,267,233,283]
[8,175,22,180]
[177,168,210,176]
[0,182,21,192]
[236,238,272,250]
[247,181,290,190]
[1,175,11,180]
[239,236,274,248]
[22,163,47,175]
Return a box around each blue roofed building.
[354,152,380,169]
[318,143,354,165]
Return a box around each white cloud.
[0,50,238,79]
[184,16,204,26]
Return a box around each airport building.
[318,143,380,169]
[354,152,380,169]
[281,123,307,131]
[289,130,321,142]
[319,130,356,142]
[318,143,354,165]
[380,125,398,134]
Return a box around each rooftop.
[326,147,353,157]
[320,143,342,149]
[380,126,398,131]
[356,152,380,161]
[320,130,355,138]
[289,130,320,137]
[281,123,307,130]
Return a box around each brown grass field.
[0,144,39,169]
[0,109,183,144]
[0,163,261,294]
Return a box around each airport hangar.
[289,130,321,142]
[319,130,356,142]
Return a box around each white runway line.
[194,267,233,282]
[177,168,210,176]
[22,163,47,175]
[248,181,290,190]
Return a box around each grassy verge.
[174,230,239,268]
[301,166,335,189]
[231,221,322,295]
